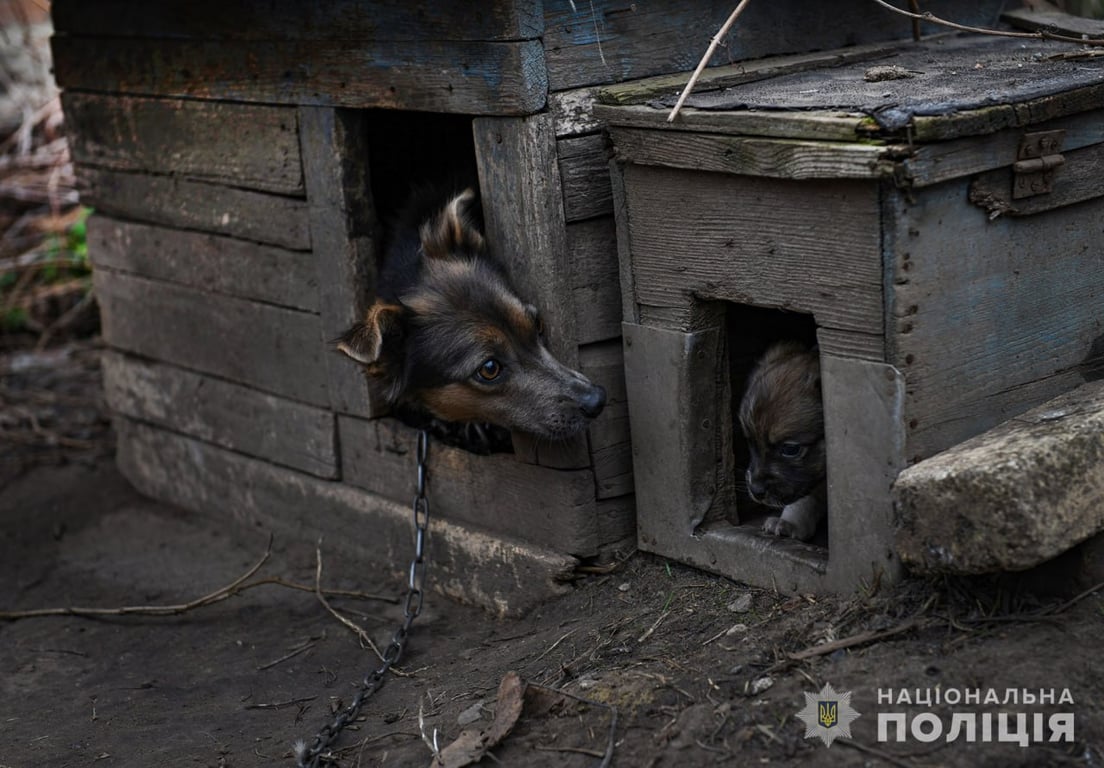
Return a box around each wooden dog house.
[53,0,1012,611]
[600,31,1104,593]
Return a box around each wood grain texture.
[596,42,900,106]
[596,497,636,548]
[549,87,602,138]
[115,418,578,617]
[543,0,1006,91]
[52,0,543,41]
[54,37,547,116]
[608,128,898,180]
[474,113,577,365]
[339,416,600,557]
[567,217,621,345]
[607,160,640,326]
[62,92,303,195]
[596,104,866,142]
[558,133,612,222]
[87,217,319,312]
[581,340,633,499]
[103,352,337,478]
[78,168,311,250]
[94,269,330,407]
[1002,7,1104,38]
[299,107,377,417]
[621,164,883,338]
[886,180,1104,461]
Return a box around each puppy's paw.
[762,515,796,538]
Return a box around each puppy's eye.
[475,359,502,382]
[779,442,805,459]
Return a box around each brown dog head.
[338,189,606,440]
[738,341,825,508]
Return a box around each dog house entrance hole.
[717,304,828,554]
[361,111,512,455]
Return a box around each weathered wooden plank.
[816,327,884,364]
[53,0,543,41]
[969,141,1104,219]
[339,416,599,557]
[102,352,336,478]
[299,107,377,418]
[567,217,621,345]
[886,180,1104,461]
[608,160,640,326]
[820,354,906,590]
[87,217,319,312]
[581,340,632,499]
[94,270,330,406]
[78,168,311,250]
[621,164,883,336]
[596,497,636,549]
[596,104,866,142]
[906,110,1104,188]
[62,93,303,195]
[558,133,612,222]
[54,37,547,116]
[115,418,577,617]
[608,127,898,180]
[549,87,602,138]
[543,0,1005,91]
[1003,7,1104,38]
[910,82,1104,143]
[596,41,901,106]
[474,113,577,365]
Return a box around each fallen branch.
[0,536,398,621]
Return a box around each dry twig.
[667,0,756,122]
[313,539,386,664]
[870,0,1104,45]
[0,536,397,621]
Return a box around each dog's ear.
[336,302,407,399]
[419,187,485,259]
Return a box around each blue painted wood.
[542,0,1008,90]
[54,37,547,116]
[52,0,542,41]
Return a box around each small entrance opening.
[725,304,827,550]
[362,111,511,455]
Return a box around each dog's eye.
[779,442,805,459]
[476,359,502,382]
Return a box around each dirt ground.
[2,341,1103,768]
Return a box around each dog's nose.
[579,384,606,419]
[747,475,767,500]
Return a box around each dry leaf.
[431,671,525,768]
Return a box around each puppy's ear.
[419,187,485,259]
[336,302,407,400]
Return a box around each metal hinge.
[1012,130,1065,199]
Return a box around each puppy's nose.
[578,384,606,419]
[747,476,767,500]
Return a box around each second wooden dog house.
[600,32,1104,593]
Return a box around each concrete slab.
[895,380,1104,574]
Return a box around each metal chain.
[296,429,431,768]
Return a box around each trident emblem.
[818,701,838,728]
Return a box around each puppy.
[738,341,826,541]
[337,187,606,441]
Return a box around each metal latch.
[1012,130,1065,199]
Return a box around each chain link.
[296,429,431,768]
